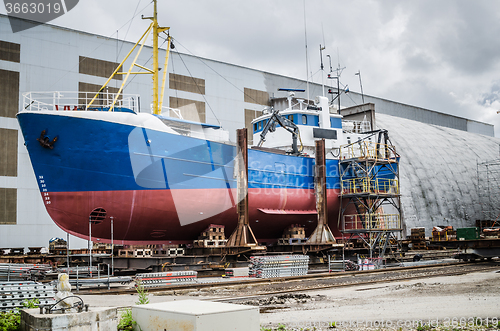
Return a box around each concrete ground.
[257,269,500,330]
[80,267,500,330]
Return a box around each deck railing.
[341,178,399,195]
[340,140,398,161]
[22,91,140,112]
[342,119,371,133]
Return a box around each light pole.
[66,232,69,270]
[110,216,114,276]
[355,70,365,104]
[89,216,92,278]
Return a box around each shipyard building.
[1,14,499,249]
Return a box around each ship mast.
[152,0,159,114]
[86,0,171,115]
[149,0,170,115]
[153,0,158,114]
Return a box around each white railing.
[342,120,371,133]
[160,106,184,119]
[22,91,140,112]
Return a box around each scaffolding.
[339,131,403,259]
[477,158,500,222]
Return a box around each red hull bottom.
[44,188,342,244]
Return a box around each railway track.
[211,261,500,303]
[78,260,500,297]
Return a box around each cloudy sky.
[3,0,500,136]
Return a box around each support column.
[227,128,259,247]
[307,139,336,244]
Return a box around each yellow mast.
[151,0,170,115]
[86,0,170,115]
[152,0,159,114]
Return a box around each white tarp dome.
[376,113,500,236]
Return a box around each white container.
[132,300,259,331]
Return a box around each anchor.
[37,130,58,149]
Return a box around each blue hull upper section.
[17,112,341,194]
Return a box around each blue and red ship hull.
[17,111,343,244]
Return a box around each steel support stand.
[227,128,259,248]
[307,139,336,244]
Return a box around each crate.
[432,231,456,241]
[411,228,426,235]
[409,235,425,242]
[344,242,354,249]
[277,238,308,245]
[134,249,152,257]
[457,227,480,241]
[193,239,227,248]
[118,249,134,257]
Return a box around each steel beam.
[227,128,259,247]
[307,139,336,244]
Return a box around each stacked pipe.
[0,263,53,281]
[135,271,198,287]
[0,281,56,312]
[56,266,98,277]
[249,255,309,278]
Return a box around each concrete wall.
[341,91,495,137]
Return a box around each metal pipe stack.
[135,271,198,287]
[56,266,98,277]
[249,255,309,278]
[0,263,53,281]
[0,281,56,312]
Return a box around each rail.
[340,141,398,161]
[160,106,184,119]
[342,120,371,133]
[76,261,495,296]
[343,213,402,232]
[341,178,399,195]
[22,91,140,113]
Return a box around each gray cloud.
[3,0,500,135]
[481,81,500,107]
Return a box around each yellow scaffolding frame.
[343,213,401,231]
[341,177,399,195]
[340,141,398,161]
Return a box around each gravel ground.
[254,269,500,330]
[80,264,500,330]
